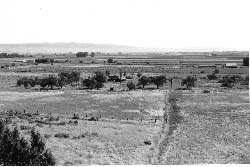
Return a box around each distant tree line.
[16,71,81,89]
[35,58,54,64]
[0,53,25,58]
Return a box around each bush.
[107,58,113,63]
[144,140,152,145]
[54,133,69,138]
[203,90,210,93]
[88,116,99,121]
[0,120,55,165]
[127,82,136,91]
[72,113,80,119]
[219,76,234,88]
[207,73,217,80]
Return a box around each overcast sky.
[0,0,249,50]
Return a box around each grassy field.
[0,54,249,165]
[0,84,249,165]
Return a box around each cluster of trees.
[35,58,54,64]
[82,71,106,89]
[58,71,80,86]
[17,71,81,89]
[219,75,249,88]
[17,77,37,88]
[137,75,167,89]
[0,120,55,165]
[0,53,25,58]
[76,52,95,58]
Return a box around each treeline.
[0,120,55,165]
[0,53,25,58]
[35,58,54,64]
[17,71,81,89]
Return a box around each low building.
[15,59,35,63]
[224,63,237,68]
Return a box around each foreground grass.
[0,85,249,164]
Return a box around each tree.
[0,120,55,165]
[152,75,167,89]
[70,71,80,83]
[93,71,106,89]
[243,57,249,66]
[220,77,232,88]
[46,75,58,89]
[138,76,149,89]
[76,52,88,57]
[181,76,196,89]
[16,77,36,88]
[82,71,106,89]
[107,58,113,63]
[127,82,136,91]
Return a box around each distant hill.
[0,43,248,54]
[0,43,166,54]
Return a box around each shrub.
[0,120,55,165]
[203,90,210,93]
[88,116,99,121]
[144,140,152,145]
[221,79,232,88]
[107,58,113,63]
[72,113,80,119]
[207,73,217,80]
[54,133,69,138]
[127,82,136,91]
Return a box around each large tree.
[153,75,167,89]
[138,76,149,89]
[181,76,196,89]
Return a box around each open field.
[0,51,249,165]
[1,86,249,165]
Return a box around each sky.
[0,0,249,50]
